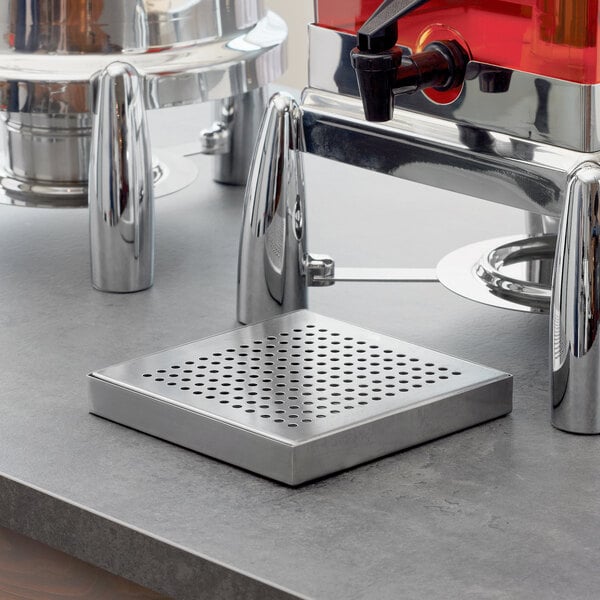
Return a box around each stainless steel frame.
[307,25,600,153]
[237,24,600,434]
[301,88,579,218]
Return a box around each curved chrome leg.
[212,87,268,185]
[522,213,558,293]
[551,163,600,433]
[89,62,154,293]
[237,92,308,324]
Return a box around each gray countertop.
[1,104,599,600]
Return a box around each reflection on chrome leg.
[89,62,154,293]
[237,93,307,324]
[552,163,600,433]
[212,87,268,186]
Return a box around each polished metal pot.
[0,0,286,291]
[0,0,285,206]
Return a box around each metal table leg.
[212,87,268,186]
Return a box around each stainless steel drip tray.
[88,311,512,485]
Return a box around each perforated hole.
[141,324,463,429]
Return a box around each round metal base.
[0,148,198,208]
[152,148,198,199]
[0,172,87,208]
[437,235,555,314]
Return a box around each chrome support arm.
[305,250,439,285]
[305,254,336,287]
[309,265,439,284]
[237,93,308,324]
[89,62,154,293]
[551,163,600,433]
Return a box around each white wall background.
[265,0,313,88]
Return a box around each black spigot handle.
[353,0,468,121]
[357,0,430,52]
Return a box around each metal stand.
[237,78,600,434]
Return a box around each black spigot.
[351,0,469,122]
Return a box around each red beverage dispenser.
[317,0,600,84]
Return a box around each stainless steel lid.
[0,1,287,110]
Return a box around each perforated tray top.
[89,311,512,484]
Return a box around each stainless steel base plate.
[437,235,555,314]
[89,311,512,485]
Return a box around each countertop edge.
[0,472,307,600]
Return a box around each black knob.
[350,46,404,122]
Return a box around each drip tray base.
[88,311,512,485]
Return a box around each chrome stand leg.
[213,87,268,185]
[551,163,600,433]
[89,62,155,293]
[237,93,308,324]
[523,213,558,289]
